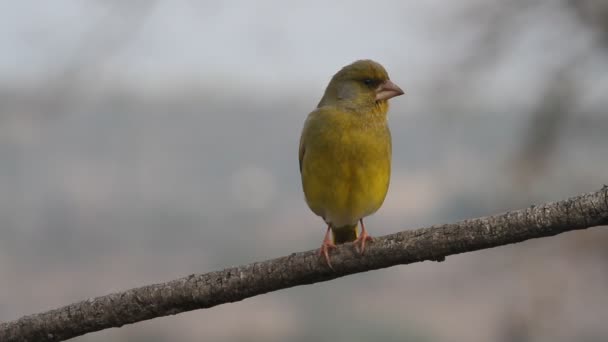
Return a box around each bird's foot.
[318,228,337,270]
[353,226,373,255]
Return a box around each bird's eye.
[363,79,373,85]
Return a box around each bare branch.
[1,186,607,342]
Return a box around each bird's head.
[318,59,404,113]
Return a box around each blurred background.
[1,0,608,341]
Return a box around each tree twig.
[2,186,607,342]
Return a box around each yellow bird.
[299,60,404,267]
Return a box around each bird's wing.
[298,108,321,173]
[298,131,306,173]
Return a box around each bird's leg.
[353,219,373,254]
[319,225,337,269]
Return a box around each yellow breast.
[299,106,391,228]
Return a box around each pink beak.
[375,80,405,101]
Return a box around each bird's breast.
[301,115,391,227]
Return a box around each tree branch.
[2,186,608,342]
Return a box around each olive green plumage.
[299,60,403,245]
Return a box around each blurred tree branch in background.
[511,64,576,184]
[512,0,608,184]
[1,187,607,342]
[423,0,607,188]
[569,0,608,46]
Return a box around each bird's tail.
[332,224,358,244]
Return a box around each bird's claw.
[319,240,337,270]
[319,226,337,270]
[353,231,373,255]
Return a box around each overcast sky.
[1,0,598,98]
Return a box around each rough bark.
[2,186,607,342]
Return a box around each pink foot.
[353,219,373,254]
[318,226,337,269]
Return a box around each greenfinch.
[299,60,404,267]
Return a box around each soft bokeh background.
[2,1,608,341]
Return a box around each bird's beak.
[375,80,405,101]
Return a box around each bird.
[298,59,404,268]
